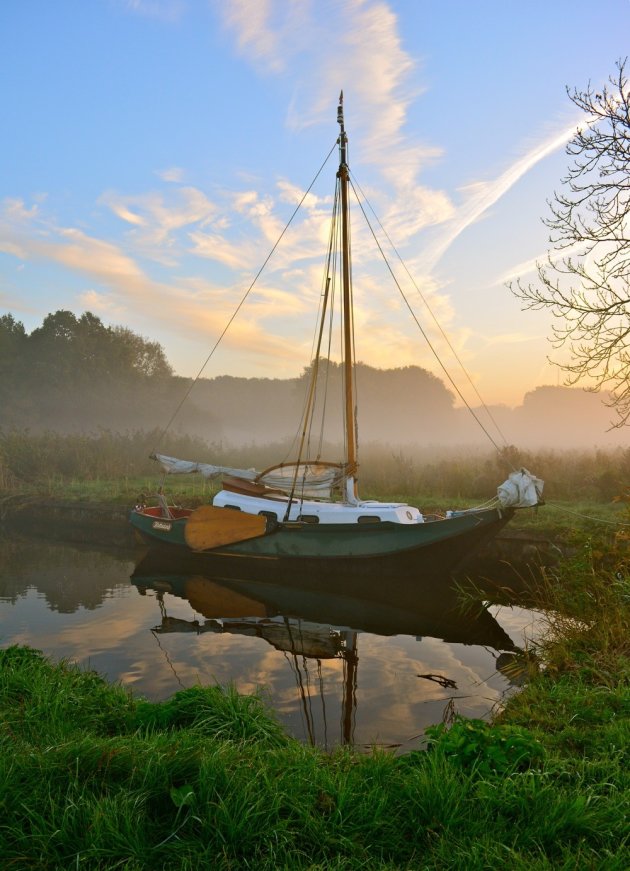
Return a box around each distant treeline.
[0,310,186,433]
[0,309,626,448]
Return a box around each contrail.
[424,117,583,270]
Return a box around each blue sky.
[2,0,629,407]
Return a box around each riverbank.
[0,496,628,867]
[1,617,627,868]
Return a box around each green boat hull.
[129,506,514,581]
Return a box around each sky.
[2,0,629,409]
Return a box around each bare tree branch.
[509,58,630,427]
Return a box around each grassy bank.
[1,542,629,868]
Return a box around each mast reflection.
[131,553,517,748]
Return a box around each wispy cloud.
[219,0,446,216]
[0,197,330,370]
[99,187,218,264]
[496,238,591,286]
[423,119,582,271]
[156,167,186,183]
[219,0,301,75]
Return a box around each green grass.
[1,542,628,869]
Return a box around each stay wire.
[349,172,511,452]
[152,138,340,453]
[281,193,339,469]
[349,176,507,457]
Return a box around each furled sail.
[497,469,544,509]
[152,453,257,481]
[258,462,346,499]
[152,454,345,499]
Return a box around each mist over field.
[1,311,626,455]
[2,365,626,452]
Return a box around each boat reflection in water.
[131,553,520,750]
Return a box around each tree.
[25,310,173,386]
[510,58,630,426]
[111,326,172,381]
[27,310,109,386]
[0,314,26,361]
[0,315,27,402]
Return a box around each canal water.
[0,532,543,752]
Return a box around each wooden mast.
[337,92,358,501]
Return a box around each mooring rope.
[545,500,630,527]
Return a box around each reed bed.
[2,427,630,504]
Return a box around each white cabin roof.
[212,490,424,524]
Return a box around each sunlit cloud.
[276,179,326,210]
[0,240,27,259]
[0,198,325,370]
[1,198,40,229]
[101,187,217,236]
[219,0,445,210]
[78,290,129,321]
[98,187,219,266]
[34,227,143,283]
[156,167,185,183]
[219,0,297,75]
[188,229,259,270]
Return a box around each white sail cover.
[152,453,257,481]
[497,468,544,509]
[259,463,344,499]
[152,454,343,498]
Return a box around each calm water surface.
[0,533,542,751]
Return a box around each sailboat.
[130,94,542,581]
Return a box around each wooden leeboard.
[185,577,269,617]
[184,505,270,552]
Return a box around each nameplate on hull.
[152,520,173,532]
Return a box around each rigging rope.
[350,174,510,450]
[279,207,338,471]
[284,183,343,517]
[152,138,340,453]
[349,176,508,459]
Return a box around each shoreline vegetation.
[1,431,629,867]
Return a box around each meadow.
[2,427,630,503]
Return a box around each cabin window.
[357,515,381,524]
[224,504,241,511]
[258,510,279,521]
[298,514,319,524]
